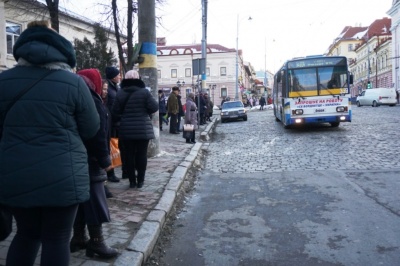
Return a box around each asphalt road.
[149,105,400,266]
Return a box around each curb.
[114,120,216,266]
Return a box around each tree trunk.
[138,0,160,156]
[45,0,59,32]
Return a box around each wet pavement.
[0,114,218,266]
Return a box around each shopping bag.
[110,138,122,168]
[183,124,194,131]
[182,130,193,139]
[0,205,12,241]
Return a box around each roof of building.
[157,42,236,56]
[328,17,391,53]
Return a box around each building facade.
[388,0,400,91]
[0,0,121,72]
[156,39,257,107]
[327,17,392,98]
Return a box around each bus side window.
[281,70,287,97]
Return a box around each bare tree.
[108,0,165,73]
[12,0,165,71]
[45,0,60,32]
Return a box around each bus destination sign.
[288,57,346,69]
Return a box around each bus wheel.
[330,122,340,127]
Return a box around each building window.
[220,67,227,76]
[186,88,191,96]
[171,69,177,78]
[6,21,21,55]
[185,68,191,77]
[221,87,227,97]
[157,70,161,79]
[206,67,210,77]
[348,44,353,51]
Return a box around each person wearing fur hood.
[111,70,159,188]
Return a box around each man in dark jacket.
[105,66,122,182]
[158,89,168,131]
[177,94,185,132]
[0,20,99,266]
[167,87,180,134]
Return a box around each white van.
[356,88,397,107]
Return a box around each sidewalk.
[0,117,217,266]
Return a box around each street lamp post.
[176,80,185,88]
[235,15,251,101]
[235,14,239,101]
[367,33,370,85]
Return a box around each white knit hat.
[125,70,139,79]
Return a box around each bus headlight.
[340,116,346,121]
[336,106,348,112]
[295,118,303,124]
[292,109,303,115]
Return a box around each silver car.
[220,101,247,123]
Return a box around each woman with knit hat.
[112,70,159,188]
[0,21,99,265]
[71,68,118,259]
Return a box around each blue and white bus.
[273,56,353,128]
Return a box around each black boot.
[86,225,118,259]
[122,170,128,179]
[107,169,119,183]
[137,170,145,188]
[70,212,88,252]
[129,175,137,188]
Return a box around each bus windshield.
[288,65,348,97]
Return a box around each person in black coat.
[111,70,159,188]
[71,69,118,259]
[101,79,114,198]
[197,93,207,125]
[158,90,168,131]
[177,94,185,132]
[105,66,122,182]
[259,96,266,110]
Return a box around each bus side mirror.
[349,74,353,85]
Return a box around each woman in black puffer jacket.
[111,70,158,188]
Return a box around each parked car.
[356,88,397,107]
[220,101,247,123]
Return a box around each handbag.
[110,138,122,168]
[0,71,52,140]
[0,205,12,241]
[182,130,193,139]
[183,124,194,131]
